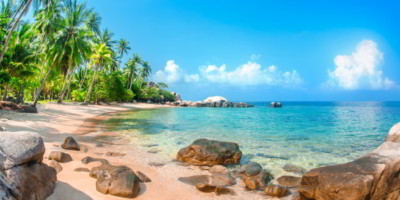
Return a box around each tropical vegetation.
[0,0,176,107]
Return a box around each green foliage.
[71,89,87,102]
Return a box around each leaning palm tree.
[0,0,52,64]
[54,0,92,103]
[83,43,112,104]
[140,61,152,81]
[126,54,142,90]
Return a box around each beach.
[0,103,283,200]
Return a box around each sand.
[0,102,283,200]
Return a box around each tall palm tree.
[83,43,112,104]
[116,38,130,67]
[125,54,142,90]
[0,0,52,64]
[53,0,92,103]
[97,28,116,49]
[140,61,151,81]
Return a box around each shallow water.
[104,102,400,177]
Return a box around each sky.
[35,0,400,101]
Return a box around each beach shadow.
[47,181,93,200]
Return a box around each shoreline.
[1,102,275,200]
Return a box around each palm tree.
[83,43,112,104]
[53,0,92,103]
[96,29,116,49]
[140,61,151,81]
[125,54,142,90]
[116,38,130,67]
[0,0,52,64]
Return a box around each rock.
[264,184,289,197]
[105,152,126,157]
[298,123,400,200]
[17,105,37,113]
[215,186,235,196]
[148,162,165,167]
[176,138,242,166]
[147,150,161,154]
[387,122,400,142]
[74,167,90,172]
[61,136,80,151]
[5,162,57,200]
[210,165,229,174]
[175,93,181,102]
[277,175,301,188]
[0,131,45,170]
[196,183,216,193]
[90,163,140,198]
[282,164,307,174]
[245,162,262,176]
[48,151,72,163]
[0,172,18,200]
[49,160,63,173]
[178,175,210,186]
[243,169,274,190]
[137,171,151,182]
[199,166,211,170]
[204,96,227,104]
[81,156,109,165]
[0,126,6,131]
[211,173,236,187]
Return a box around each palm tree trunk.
[57,70,73,103]
[17,83,24,103]
[33,67,53,107]
[84,67,97,104]
[0,0,32,64]
[2,83,8,101]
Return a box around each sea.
[104,101,400,176]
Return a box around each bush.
[71,89,87,102]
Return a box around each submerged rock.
[241,162,274,190]
[61,136,80,151]
[282,164,307,175]
[277,175,301,188]
[298,123,400,200]
[245,162,262,177]
[176,138,242,166]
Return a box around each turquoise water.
[106,102,400,176]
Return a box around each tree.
[157,82,168,89]
[83,43,112,104]
[116,38,130,67]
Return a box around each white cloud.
[154,60,181,83]
[199,62,302,87]
[250,54,261,60]
[327,40,395,89]
[184,74,200,83]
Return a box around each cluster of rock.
[0,131,57,200]
[269,102,283,108]
[176,138,290,198]
[0,101,37,113]
[297,122,400,200]
[165,96,254,108]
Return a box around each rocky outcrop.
[298,122,400,200]
[269,102,283,108]
[176,138,242,166]
[0,131,57,200]
[0,101,38,113]
[168,96,254,108]
[61,136,80,151]
[85,157,141,198]
[241,162,274,190]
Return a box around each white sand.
[0,102,285,200]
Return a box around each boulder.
[245,162,263,177]
[89,162,140,198]
[204,96,227,104]
[5,162,57,200]
[176,138,242,166]
[81,156,109,165]
[387,122,400,142]
[210,165,229,174]
[298,123,400,200]
[282,164,307,175]
[48,151,72,163]
[269,102,283,108]
[264,184,289,197]
[49,160,63,173]
[0,172,18,200]
[211,173,236,187]
[61,136,80,151]
[0,131,45,170]
[277,175,301,188]
[0,126,7,131]
[195,183,234,195]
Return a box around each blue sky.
[38,1,400,101]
